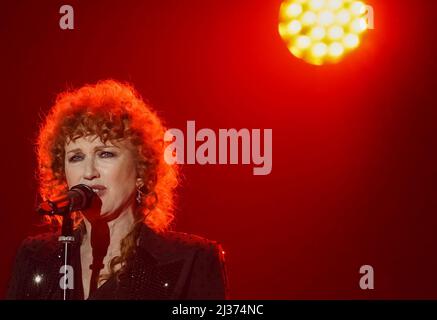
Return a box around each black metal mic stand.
[58,207,75,301]
[37,184,96,300]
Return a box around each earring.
[136,188,143,205]
[136,178,145,205]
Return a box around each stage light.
[286,3,303,17]
[328,0,342,10]
[350,1,366,15]
[329,42,344,57]
[312,42,328,57]
[288,20,303,34]
[296,35,311,48]
[328,25,344,39]
[336,9,351,25]
[343,33,359,48]
[310,26,326,40]
[302,11,317,26]
[278,0,369,65]
[309,0,325,11]
[318,10,334,26]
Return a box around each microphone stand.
[58,207,75,301]
[37,184,96,300]
[37,202,75,300]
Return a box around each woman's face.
[64,135,138,219]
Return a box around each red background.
[1,0,436,299]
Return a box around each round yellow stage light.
[278,0,369,65]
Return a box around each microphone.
[37,184,95,216]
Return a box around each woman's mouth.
[90,185,106,196]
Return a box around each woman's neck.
[82,208,135,251]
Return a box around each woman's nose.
[83,158,100,180]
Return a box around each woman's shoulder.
[166,230,221,249]
[16,230,62,260]
[138,226,225,262]
[152,229,229,299]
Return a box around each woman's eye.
[68,154,84,162]
[99,151,116,158]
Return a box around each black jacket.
[6,225,229,300]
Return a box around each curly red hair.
[37,79,179,233]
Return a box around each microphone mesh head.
[70,184,95,211]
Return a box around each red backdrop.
[1,0,436,299]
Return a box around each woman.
[6,79,228,300]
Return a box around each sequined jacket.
[6,225,229,300]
